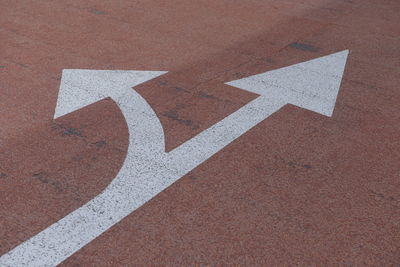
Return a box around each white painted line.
[0,50,349,266]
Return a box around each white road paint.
[0,50,349,266]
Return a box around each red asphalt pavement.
[1,0,400,265]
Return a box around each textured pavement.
[1,0,399,266]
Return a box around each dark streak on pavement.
[162,110,196,128]
[197,91,218,100]
[92,140,107,149]
[289,42,320,52]
[174,87,191,93]
[52,123,83,137]
[32,172,64,193]
[288,161,312,169]
[87,7,107,15]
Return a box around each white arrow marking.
[0,50,349,266]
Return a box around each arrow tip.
[226,50,349,117]
[54,69,167,119]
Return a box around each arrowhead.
[54,69,167,119]
[226,50,349,117]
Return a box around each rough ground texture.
[0,0,399,266]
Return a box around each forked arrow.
[0,50,349,266]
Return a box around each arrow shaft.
[167,96,286,175]
[0,167,177,267]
